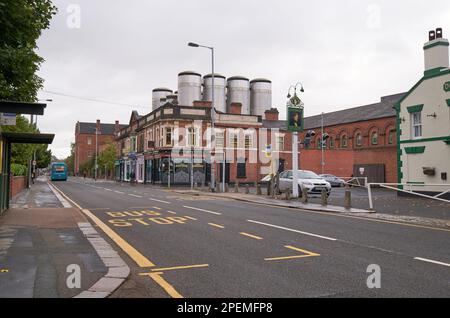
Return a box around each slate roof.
[77,122,127,135]
[263,92,405,130]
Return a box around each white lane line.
[247,220,337,241]
[128,194,142,198]
[47,183,72,208]
[114,191,124,194]
[183,206,222,215]
[148,197,171,204]
[103,188,113,191]
[414,257,450,267]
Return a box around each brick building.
[115,91,402,185]
[263,93,404,183]
[74,119,126,176]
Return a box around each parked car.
[319,174,345,187]
[277,170,331,197]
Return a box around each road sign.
[286,94,304,132]
[264,144,272,158]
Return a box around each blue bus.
[51,162,68,181]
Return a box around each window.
[188,127,197,147]
[411,112,422,138]
[230,132,238,148]
[87,137,92,145]
[276,136,284,151]
[355,133,362,147]
[237,161,246,178]
[216,131,224,148]
[388,129,395,144]
[165,127,173,146]
[371,132,378,145]
[340,135,348,148]
[244,134,253,149]
[329,137,334,149]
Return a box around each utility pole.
[95,128,98,180]
[321,112,324,174]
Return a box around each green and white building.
[394,28,450,197]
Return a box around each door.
[353,164,385,184]
[219,163,230,183]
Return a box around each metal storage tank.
[250,78,272,116]
[152,88,172,110]
[177,71,202,106]
[203,73,226,112]
[226,76,250,114]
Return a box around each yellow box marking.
[140,272,183,298]
[152,206,162,210]
[0,269,9,273]
[265,245,320,261]
[239,232,263,240]
[167,211,177,214]
[208,223,225,229]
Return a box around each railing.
[338,176,368,188]
[367,183,450,210]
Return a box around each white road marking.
[103,188,113,191]
[128,194,142,198]
[247,220,337,241]
[114,191,125,194]
[47,183,72,208]
[414,257,450,267]
[183,206,222,215]
[148,197,171,204]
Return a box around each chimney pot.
[429,30,436,41]
[436,27,443,38]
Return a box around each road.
[51,178,450,298]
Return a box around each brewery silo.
[226,76,250,114]
[250,78,272,116]
[203,73,226,112]
[177,71,202,106]
[152,88,173,111]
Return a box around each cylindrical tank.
[203,73,226,112]
[152,88,172,110]
[177,71,202,106]
[250,78,272,116]
[226,76,250,114]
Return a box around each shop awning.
[1,132,54,144]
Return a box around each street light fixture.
[188,41,217,192]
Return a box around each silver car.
[319,174,345,187]
[277,170,331,197]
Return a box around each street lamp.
[188,41,216,192]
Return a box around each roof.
[77,122,126,135]
[0,101,47,115]
[1,132,54,144]
[263,92,405,130]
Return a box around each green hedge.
[11,163,27,176]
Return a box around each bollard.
[234,181,239,193]
[344,184,352,209]
[301,188,308,203]
[245,184,250,194]
[321,188,328,206]
[256,182,262,195]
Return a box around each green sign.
[444,81,450,92]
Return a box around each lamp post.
[95,127,98,181]
[188,42,216,192]
[287,83,305,198]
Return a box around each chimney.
[193,100,212,108]
[423,28,449,74]
[96,119,101,134]
[114,120,120,134]
[230,102,242,115]
[264,108,279,121]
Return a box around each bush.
[11,163,27,176]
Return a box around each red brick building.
[262,93,403,183]
[74,119,126,175]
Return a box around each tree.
[64,142,75,175]
[98,142,117,178]
[0,0,57,102]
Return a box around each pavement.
[0,177,129,298]
[47,177,450,298]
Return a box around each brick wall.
[10,175,27,199]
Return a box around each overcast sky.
[35,0,450,158]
